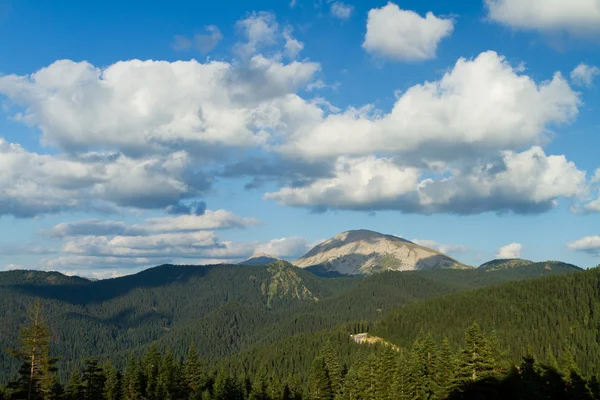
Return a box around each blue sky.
[1,0,600,278]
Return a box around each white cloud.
[265,156,420,210]
[194,25,224,53]
[266,146,586,214]
[571,63,600,87]
[48,210,260,237]
[252,236,313,258]
[567,236,600,255]
[363,2,454,61]
[279,51,579,162]
[496,242,523,259]
[412,239,468,255]
[235,12,279,58]
[0,139,204,217]
[331,2,354,20]
[283,27,304,59]
[485,0,600,34]
[172,26,223,53]
[0,58,318,156]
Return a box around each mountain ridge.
[293,229,471,275]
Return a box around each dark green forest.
[0,260,596,399]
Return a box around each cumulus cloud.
[331,2,353,20]
[265,156,420,210]
[172,25,224,54]
[283,27,304,59]
[47,210,260,237]
[496,242,523,259]
[252,236,317,258]
[279,51,579,162]
[235,12,279,58]
[0,56,319,157]
[363,3,454,61]
[266,146,586,214]
[567,236,600,256]
[0,139,208,217]
[485,0,600,34]
[412,239,468,255]
[571,63,600,87]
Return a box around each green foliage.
[373,267,600,375]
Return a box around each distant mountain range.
[234,230,581,278]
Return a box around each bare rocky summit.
[293,229,470,275]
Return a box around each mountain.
[0,259,584,383]
[293,229,470,275]
[238,253,280,266]
[479,259,581,273]
[478,258,534,271]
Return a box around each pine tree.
[375,348,397,400]
[47,378,64,400]
[338,364,360,400]
[408,333,437,399]
[248,367,268,400]
[456,322,498,386]
[103,361,121,400]
[144,343,161,400]
[213,368,243,400]
[359,353,378,399]
[122,352,144,400]
[8,299,59,400]
[321,341,342,397]
[308,357,333,400]
[267,375,283,400]
[184,344,206,399]
[81,358,105,400]
[436,338,456,397]
[390,354,412,400]
[65,370,83,400]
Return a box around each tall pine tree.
[8,299,59,400]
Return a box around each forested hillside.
[0,260,584,386]
[4,304,600,400]
[373,266,600,376]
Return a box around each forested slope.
[373,266,600,376]
[0,260,585,383]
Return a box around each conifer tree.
[144,343,161,400]
[157,348,183,400]
[65,370,83,400]
[408,333,437,399]
[375,348,397,400]
[8,299,59,400]
[184,344,206,399]
[213,368,243,400]
[359,353,378,399]
[436,338,456,397]
[103,361,121,400]
[337,364,360,400]
[248,367,268,400]
[390,354,412,400]
[122,353,144,400]
[81,358,105,400]
[456,322,498,385]
[308,357,333,400]
[321,341,342,397]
